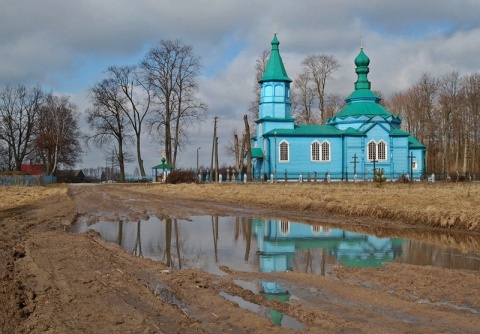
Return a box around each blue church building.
[252,34,426,181]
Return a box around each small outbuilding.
[151,158,174,183]
[56,170,85,183]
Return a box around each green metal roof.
[264,124,363,137]
[256,116,296,123]
[390,129,410,136]
[152,158,174,170]
[334,100,393,118]
[408,135,426,149]
[251,147,264,158]
[332,48,395,120]
[259,34,292,83]
[390,130,426,148]
[354,48,371,91]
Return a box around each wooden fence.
[0,175,57,186]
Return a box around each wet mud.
[1,184,479,333]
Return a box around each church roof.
[251,147,265,158]
[264,124,363,137]
[256,116,296,123]
[331,47,394,120]
[259,33,292,83]
[408,135,427,149]
[390,129,426,148]
[152,157,174,170]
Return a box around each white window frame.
[280,220,290,235]
[279,140,289,162]
[412,161,418,170]
[321,141,331,162]
[311,141,320,161]
[311,140,331,162]
[367,140,388,162]
[311,225,323,235]
[377,140,387,161]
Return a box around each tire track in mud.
[3,184,480,333]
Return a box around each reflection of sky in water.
[68,216,480,275]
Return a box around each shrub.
[373,168,387,186]
[397,173,410,183]
[166,169,196,184]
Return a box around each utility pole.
[196,146,201,180]
[215,136,219,182]
[211,117,217,182]
[244,115,252,181]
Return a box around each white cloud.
[2,0,480,170]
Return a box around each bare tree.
[141,39,207,167]
[224,128,244,172]
[0,141,12,170]
[438,71,462,173]
[300,54,340,124]
[0,85,46,170]
[324,93,344,120]
[36,94,82,175]
[248,50,270,124]
[292,72,316,124]
[461,73,480,176]
[87,77,133,182]
[244,115,252,180]
[107,65,151,177]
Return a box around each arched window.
[275,85,284,96]
[311,140,330,162]
[367,140,388,161]
[265,85,273,96]
[368,141,377,161]
[321,141,330,161]
[377,141,387,161]
[311,141,320,161]
[279,140,289,162]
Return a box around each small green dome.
[354,48,370,67]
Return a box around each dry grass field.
[0,185,67,211]
[1,182,479,231]
[132,181,480,232]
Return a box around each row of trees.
[387,72,480,177]
[87,39,207,182]
[0,85,82,174]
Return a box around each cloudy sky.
[2,0,480,174]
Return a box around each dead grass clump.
[0,185,68,211]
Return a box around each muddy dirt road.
[1,184,479,333]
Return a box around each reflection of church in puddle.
[253,218,404,327]
[253,218,404,273]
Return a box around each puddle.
[233,279,261,294]
[219,291,304,330]
[67,216,480,275]
[417,299,479,314]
